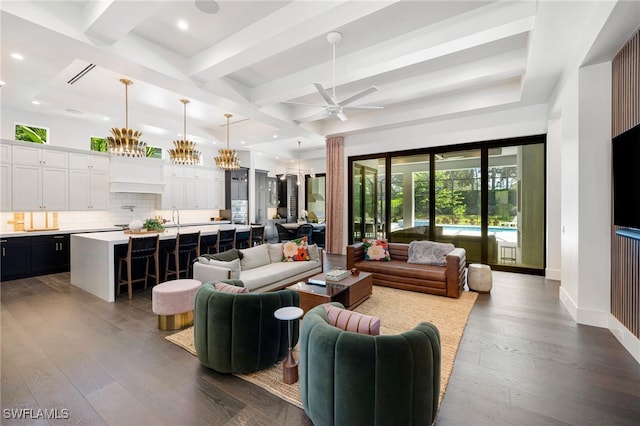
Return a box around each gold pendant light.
[214,113,240,170]
[169,99,201,165]
[106,78,146,157]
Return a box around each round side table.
[467,263,493,293]
[274,306,304,384]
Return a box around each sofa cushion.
[323,304,380,335]
[196,257,241,279]
[268,243,284,263]
[407,241,454,266]
[363,239,391,261]
[214,281,249,294]
[240,244,271,271]
[240,261,319,291]
[355,259,447,282]
[282,236,310,262]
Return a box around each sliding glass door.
[349,136,545,273]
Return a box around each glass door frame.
[348,135,546,275]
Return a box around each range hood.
[109,156,165,193]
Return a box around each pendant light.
[169,99,201,165]
[214,113,240,170]
[106,78,146,157]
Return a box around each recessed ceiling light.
[103,116,109,121]
[195,0,219,14]
[11,53,24,60]
[258,152,262,156]
[241,140,246,144]
[177,20,189,31]
[32,100,40,105]
[273,134,278,138]
[0,80,5,86]
[275,156,280,159]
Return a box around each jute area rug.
[166,286,478,410]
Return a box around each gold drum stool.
[152,279,202,330]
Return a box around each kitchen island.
[70,224,249,302]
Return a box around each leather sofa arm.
[346,243,364,269]
[445,248,466,298]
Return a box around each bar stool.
[250,224,266,246]
[235,229,250,249]
[165,232,200,280]
[117,235,160,300]
[215,228,236,253]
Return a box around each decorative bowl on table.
[128,219,144,232]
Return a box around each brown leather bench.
[346,242,466,298]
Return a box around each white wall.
[546,117,562,280]
[554,62,612,328]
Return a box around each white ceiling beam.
[187,0,399,81]
[251,0,536,105]
[81,1,162,46]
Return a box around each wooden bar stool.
[215,228,236,253]
[117,235,160,300]
[165,232,201,280]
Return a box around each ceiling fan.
[291,32,383,123]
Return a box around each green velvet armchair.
[194,282,300,374]
[300,303,441,426]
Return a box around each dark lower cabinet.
[30,234,70,275]
[1,234,70,281]
[1,237,31,281]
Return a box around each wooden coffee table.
[287,271,372,313]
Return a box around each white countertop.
[0,221,232,238]
[72,224,251,244]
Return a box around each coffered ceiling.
[1,1,638,160]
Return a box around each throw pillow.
[214,281,249,294]
[323,304,381,336]
[407,241,454,266]
[202,248,244,262]
[307,243,320,261]
[267,243,283,263]
[363,239,391,261]
[196,257,241,279]
[239,244,271,271]
[282,236,310,262]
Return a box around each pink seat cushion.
[152,279,201,315]
[214,281,249,294]
[323,304,381,336]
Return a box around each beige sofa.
[346,242,466,298]
[193,243,323,293]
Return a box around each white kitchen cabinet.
[69,152,109,172]
[12,144,68,168]
[0,163,12,211]
[157,176,186,209]
[69,169,109,210]
[209,179,225,210]
[12,164,68,211]
[157,165,222,210]
[69,153,109,210]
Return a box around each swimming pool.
[397,220,517,234]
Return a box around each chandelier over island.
[215,113,240,170]
[280,140,315,185]
[168,99,201,165]
[106,78,146,157]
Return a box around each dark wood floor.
[2,254,639,425]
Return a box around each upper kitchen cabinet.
[0,145,11,211]
[68,152,109,210]
[157,164,223,210]
[225,168,249,204]
[11,145,68,212]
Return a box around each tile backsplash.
[1,193,220,233]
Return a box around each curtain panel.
[326,136,344,254]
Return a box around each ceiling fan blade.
[339,86,378,106]
[294,111,331,123]
[342,105,384,111]
[336,111,348,122]
[314,83,336,106]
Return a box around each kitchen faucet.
[172,208,180,232]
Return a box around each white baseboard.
[559,286,609,327]
[545,268,561,281]
[609,315,640,365]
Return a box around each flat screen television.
[612,123,640,230]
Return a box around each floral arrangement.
[143,218,165,232]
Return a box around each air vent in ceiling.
[67,64,96,85]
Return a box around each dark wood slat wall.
[611,29,640,339]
